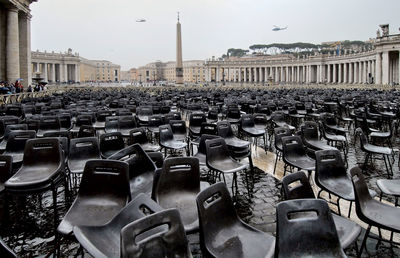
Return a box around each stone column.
[6,8,20,83]
[275,67,279,82]
[333,64,337,83]
[238,68,242,82]
[382,51,389,85]
[363,61,368,83]
[281,66,284,82]
[18,13,32,86]
[75,64,79,82]
[343,63,347,83]
[64,63,68,82]
[327,64,331,83]
[43,63,48,81]
[254,67,258,82]
[51,63,56,82]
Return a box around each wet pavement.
[1,127,400,257]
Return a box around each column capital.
[7,7,19,13]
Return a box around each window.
[115,70,118,76]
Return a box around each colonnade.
[31,61,80,83]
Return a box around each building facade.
[205,26,400,85]
[0,0,36,85]
[31,48,80,83]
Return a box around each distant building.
[120,68,138,82]
[31,49,121,83]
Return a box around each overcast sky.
[31,0,400,70]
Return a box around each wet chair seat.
[196,182,275,258]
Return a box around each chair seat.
[36,129,60,138]
[119,129,132,137]
[0,140,7,152]
[285,155,315,171]
[3,152,23,165]
[360,198,400,233]
[58,197,127,235]
[174,134,186,142]
[140,143,161,152]
[242,127,265,137]
[319,175,355,201]
[209,157,247,174]
[189,126,201,135]
[101,149,120,159]
[193,152,206,165]
[93,121,105,130]
[225,137,250,149]
[305,139,337,151]
[275,122,295,131]
[161,140,187,150]
[68,159,88,174]
[130,171,154,199]
[5,163,63,192]
[377,179,400,196]
[370,131,390,138]
[325,133,346,142]
[207,222,275,258]
[332,214,362,249]
[363,143,392,155]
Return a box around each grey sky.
[31,0,400,70]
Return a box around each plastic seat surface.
[4,130,36,166]
[282,136,315,171]
[196,182,275,258]
[68,137,101,174]
[58,159,131,235]
[5,138,64,192]
[376,179,400,196]
[74,193,163,258]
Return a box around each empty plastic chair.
[109,144,157,198]
[0,124,28,153]
[196,182,275,258]
[0,155,12,195]
[276,199,346,257]
[118,115,137,137]
[281,135,315,176]
[99,132,125,158]
[4,130,36,168]
[58,159,131,236]
[193,134,220,166]
[129,128,160,152]
[37,116,61,137]
[77,125,96,138]
[74,193,163,258]
[153,157,208,233]
[120,209,191,258]
[159,125,187,156]
[217,121,250,149]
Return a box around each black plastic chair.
[147,151,164,169]
[118,115,137,137]
[94,110,112,130]
[350,166,400,256]
[104,116,119,133]
[276,199,346,257]
[74,193,163,258]
[239,114,266,150]
[153,157,208,233]
[136,106,153,125]
[196,182,275,258]
[77,125,96,138]
[193,134,220,166]
[281,135,315,176]
[129,128,160,152]
[58,159,131,236]
[189,113,206,139]
[159,124,187,156]
[120,208,191,258]
[5,138,67,234]
[0,124,28,153]
[355,128,393,177]
[281,171,362,251]
[37,116,61,137]
[273,127,292,174]
[70,115,93,134]
[300,121,336,155]
[4,130,36,168]
[217,121,250,149]
[205,138,249,194]
[99,132,125,158]
[109,144,157,198]
[58,113,73,131]
[169,119,188,142]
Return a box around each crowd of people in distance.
[0,80,47,94]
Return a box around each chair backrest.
[79,159,131,202]
[159,125,174,142]
[43,130,72,140]
[216,121,234,138]
[75,115,93,127]
[274,127,292,151]
[300,121,318,140]
[315,149,347,185]
[58,113,72,129]
[169,120,187,135]
[105,116,119,132]
[100,132,125,154]
[240,114,255,128]
[148,115,163,127]
[350,166,374,221]
[22,138,63,166]
[199,122,217,136]
[147,152,164,169]
[0,155,13,184]
[205,138,230,168]
[189,113,206,127]
[4,124,28,141]
[6,130,36,153]
[118,115,137,129]
[198,134,220,156]
[154,157,200,201]
[276,199,344,257]
[281,172,315,200]
[39,116,60,131]
[120,209,189,258]
[78,125,96,138]
[281,135,306,158]
[69,137,100,161]
[137,106,153,116]
[196,182,240,243]
[253,113,268,126]
[96,110,112,122]
[108,144,156,178]
[129,128,149,145]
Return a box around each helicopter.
[136,19,146,22]
[272,25,288,31]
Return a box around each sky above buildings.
[31,0,400,70]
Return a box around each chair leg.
[358,225,371,258]
[348,201,353,218]
[273,152,279,175]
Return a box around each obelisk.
[175,12,184,85]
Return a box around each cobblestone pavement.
[1,129,400,257]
